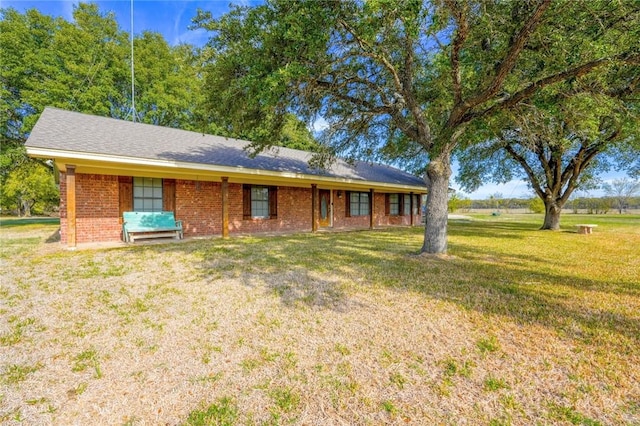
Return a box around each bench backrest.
[123,211,178,229]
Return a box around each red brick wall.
[175,180,222,236]
[58,173,423,244]
[332,191,421,228]
[332,191,370,229]
[375,193,417,226]
[59,173,121,244]
[228,184,313,234]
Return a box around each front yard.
[1,215,639,425]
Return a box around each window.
[386,193,409,216]
[251,186,269,218]
[347,191,369,216]
[243,185,277,219]
[133,177,163,212]
[389,194,400,215]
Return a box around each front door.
[319,189,331,227]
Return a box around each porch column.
[410,192,414,226]
[66,165,77,249]
[311,184,318,232]
[221,177,229,238]
[369,188,375,229]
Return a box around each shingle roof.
[26,107,426,188]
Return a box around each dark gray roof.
[26,107,426,188]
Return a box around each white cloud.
[173,27,209,46]
[309,117,329,133]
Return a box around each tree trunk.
[16,197,24,217]
[421,152,452,254]
[541,198,563,230]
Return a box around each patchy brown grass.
[1,214,639,425]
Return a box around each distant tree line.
[449,195,640,214]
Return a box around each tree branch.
[468,56,624,123]
[535,140,554,195]
[447,0,552,128]
[314,79,393,114]
[337,19,404,94]
[399,21,431,145]
[504,142,545,199]
[444,0,469,106]
[471,0,552,106]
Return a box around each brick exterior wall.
[228,184,313,234]
[175,180,222,236]
[59,173,121,244]
[332,191,370,229]
[59,173,423,244]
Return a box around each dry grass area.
[1,214,639,425]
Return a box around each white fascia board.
[26,147,427,193]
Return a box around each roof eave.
[27,147,427,193]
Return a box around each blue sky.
[2,1,627,199]
[0,1,256,46]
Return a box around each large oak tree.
[195,0,640,254]
[456,89,639,229]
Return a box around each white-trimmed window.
[133,177,163,212]
[403,194,411,216]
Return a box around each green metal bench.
[122,211,183,242]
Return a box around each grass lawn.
[1,214,639,425]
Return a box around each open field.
[1,214,639,425]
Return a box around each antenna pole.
[129,0,136,122]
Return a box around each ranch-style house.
[26,108,427,248]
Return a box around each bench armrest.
[175,220,184,239]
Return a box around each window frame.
[389,193,400,215]
[132,177,163,212]
[386,193,409,216]
[251,186,270,219]
[403,194,411,216]
[346,191,370,217]
[243,184,277,220]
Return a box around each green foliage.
[1,158,58,216]
[548,403,603,426]
[0,3,321,217]
[528,198,545,214]
[477,336,500,355]
[484,376,510,392]
[72,348,102,378]
[448,191,471,213]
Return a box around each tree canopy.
[456,84,639,229]
[0,3,320,215]
[194,0,640,253]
